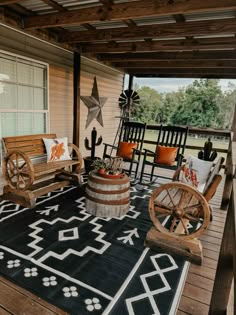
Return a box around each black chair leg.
[150,165,155,182]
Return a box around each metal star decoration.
[80,76,107,128]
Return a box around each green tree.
[219,82,236,129]
[160,90,185,124]
[170,79,223,127]
[132,86,162,124]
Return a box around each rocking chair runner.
[140,125,188,183]
[103,121,146,178]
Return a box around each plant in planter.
[84,127,103,174]
[92,157,124,178]
[91,158,108,173]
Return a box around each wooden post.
[209,183,235,315]
[232,104,236,142]
[221,104,236,210]
[221,137,233,210]
[73,52,81,147]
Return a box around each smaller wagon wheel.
[68,143,83,173]
[149,182,210,240]
[2,151,34,190]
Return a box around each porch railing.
[145,125,230,158]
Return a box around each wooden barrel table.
[85,171,130,217]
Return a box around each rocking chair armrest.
[103,143,118,150]
[132,148,142,155]
[103,143,118,158]
[143,148,156,156]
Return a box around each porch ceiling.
[1,0,236,78]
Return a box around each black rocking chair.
[140,125,188,183]
[103,121,146,179]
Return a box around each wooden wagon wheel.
[68,143,83,173]
[2,151,34,190]
[149,182,210,240]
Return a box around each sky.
[124,76,236,93]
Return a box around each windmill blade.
[118,89,140,109]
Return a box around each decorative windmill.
[118,89,140,119]
[112,89,140,150]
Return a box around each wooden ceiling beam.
[79,37,236,53]
[0,0,22,4]
[97,51,236,62]
[23,0,236,29]
[59,18,236,43]
[113,60,236,68]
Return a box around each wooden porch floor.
[0,169,231,315]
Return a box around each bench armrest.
[68,143,83,172]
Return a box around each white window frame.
[0,50,50,162]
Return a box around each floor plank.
[0,280,58,315]
[0,277,68,315]
[185,273,214,292]
[178,296,209,315]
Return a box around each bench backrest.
[2,134,56,158]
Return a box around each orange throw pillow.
[155,145,178,165]
[117,142,137,159]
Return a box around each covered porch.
[0,1,236,314]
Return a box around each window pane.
[34,66,46,87]
[33,113,47,133]
[0,52,48,141]
[17,60,33,85]
[0,83,17,109]
[18,113,32,135]
[0,53,16,82]
[1,113,17,136]
[34,87,46,110]
[18,86,33,109]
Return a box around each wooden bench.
[1,134,83,208]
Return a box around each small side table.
[85,171,130,217]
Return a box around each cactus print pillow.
[180,155,213,193]
[43,137,71,162]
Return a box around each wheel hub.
[173,207,184,218]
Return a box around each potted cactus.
[84,127,103,174]
[198,137,218,161]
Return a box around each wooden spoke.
[180,218,189,235]
[178,190,189,208]
[166,189,177,207]
[149,182,210,240]
[19,162,27,170]
[170,217,177,232]
[156,213,171,219]
[184,203,202,212]
[154,203,172,215]
[184,213,202,222]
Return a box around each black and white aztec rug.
[0,184,189,315]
